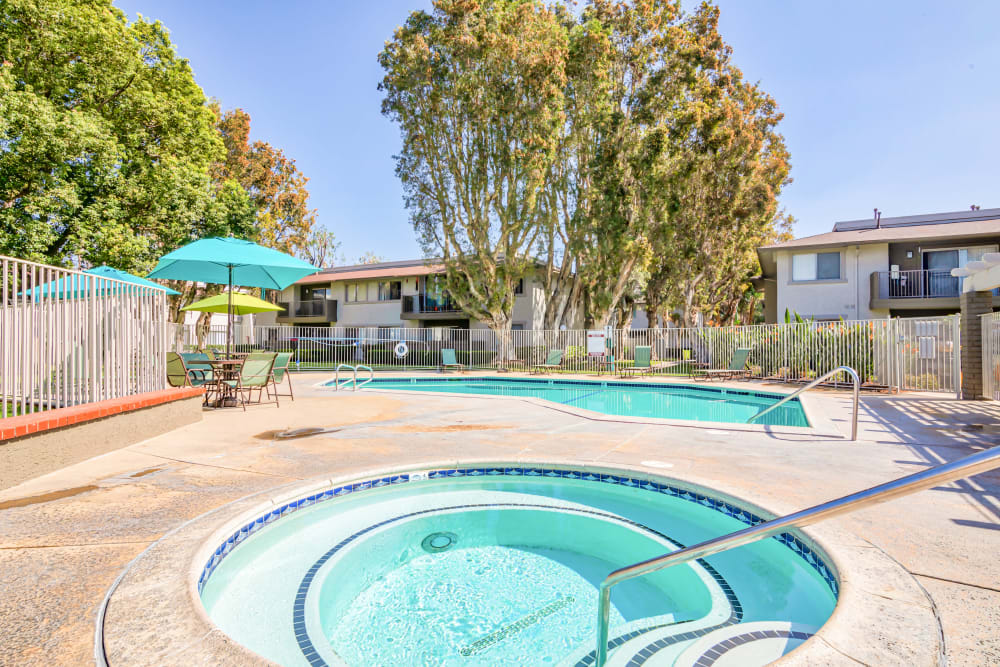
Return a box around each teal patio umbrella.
[147,237,318,354]
[21,265,180,299]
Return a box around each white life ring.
[394,341,409,358]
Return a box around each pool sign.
[587,330,607,357]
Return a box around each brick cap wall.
[0,387,204,441]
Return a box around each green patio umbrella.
[147,237,318,355]
[181,291,284,315]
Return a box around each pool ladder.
[332,363,374,391]
[593,445,1000,666]
[747,365,860,440]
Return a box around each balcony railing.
[402,294,463,314]
[872,269,1000,301]
[277,299,337,321]
[872,269,962,299]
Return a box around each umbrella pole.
[227,265,233,358]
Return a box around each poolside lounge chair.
[267,352,295,401]
[439,348,466,373]
[692,348,752,381]
[619,346,671,377]
[224,352,278,410]
[531,349,564,374]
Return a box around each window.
[301,285,328,301]
[344,283,364,302]
[791,251,841,281]
[377,280,402,301]
[514,278,524,295]
[512,323,525,331]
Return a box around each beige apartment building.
[756,208,1000,322]
[255,258,548,330]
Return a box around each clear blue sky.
[114,1,1000,263]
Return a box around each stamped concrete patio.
[1,374,998,666]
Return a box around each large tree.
[380,0,567,357]
[0,0,224,271]
[643,3,791,328]
[210,106,317,256]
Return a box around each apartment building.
[756,208,1000,322]
[255,259,547,330]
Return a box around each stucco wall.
[0,394,203,490]
[775,243,890,320]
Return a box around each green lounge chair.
[619,346,671,377]
[531,349,564,374]
[167,352,211,389]
[439,348,465,373]
[267,352,295,401]
[224,352,278,410]
[693,348,752,381]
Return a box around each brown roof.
[297,259,444,284]
[757,214,1000,278]
[760,218,1000,252]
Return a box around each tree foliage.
[211,105,316,256]
[383,0,791,334]
[643,3,791,327]
[0,0,320,290]
[380,0,568,350]
[0,0,225,271]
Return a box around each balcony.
[870,270,999,310]
[276,299,337,323]
[401,294,464,320]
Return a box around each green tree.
[211,105,317,255]
[299,226,341,268]
[0,0,222,272]
[643,3,791,327]
[380,0,567,358]
[357,251,383,265]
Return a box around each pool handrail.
[747,365,860,440]
[593,445,1000,666]
[355,365,374,390]
[333,363,357,391]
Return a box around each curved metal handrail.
[593,445,1000,666]
[354,365,374,390]
[333,363,357,391]
[748,365,860,440]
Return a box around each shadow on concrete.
[862,395,1000,525]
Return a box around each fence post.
[953,314,962,400]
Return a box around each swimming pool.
[200,466,837,666]
[329,377,809,427]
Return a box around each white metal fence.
[173,317,961,393]
[982,312,1000,400]
[1,255,170,418]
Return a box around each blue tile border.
[197,466,838,614]
[291,502,744,667]
[326,376,801,404]
[690,628,814,667]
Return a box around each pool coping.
[97,458,941,666]
[315,374,845,439]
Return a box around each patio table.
[204,358,245,408]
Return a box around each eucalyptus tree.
[380,0,567,356]
[643,4,791,327]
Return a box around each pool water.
[200,470,836,666]
[334,377,809,427]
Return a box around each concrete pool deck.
[1,372,998,665]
